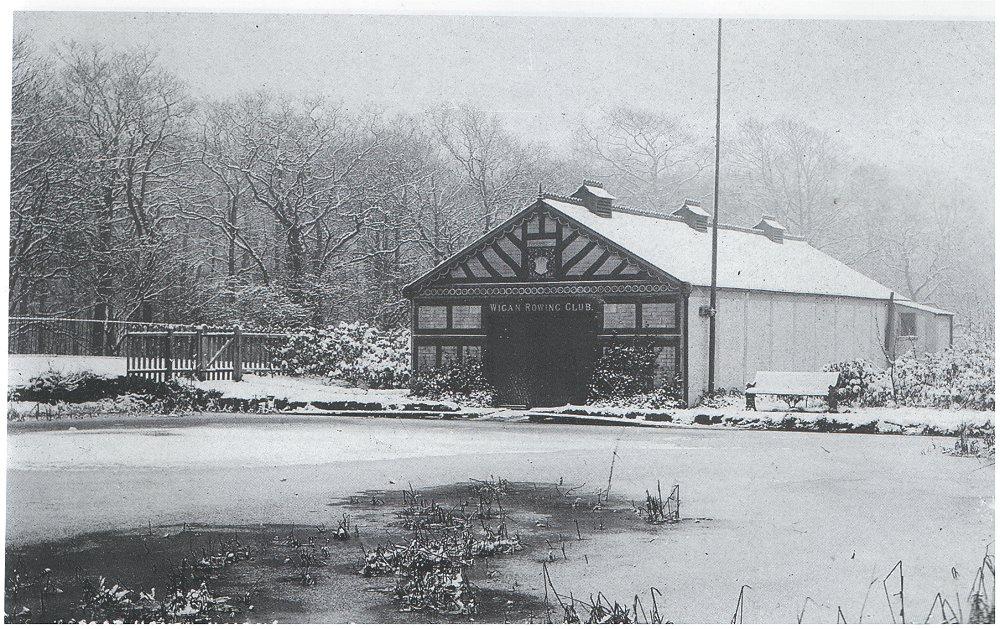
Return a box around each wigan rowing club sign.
[487,301,595,314]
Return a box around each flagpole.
[708,18,722,394]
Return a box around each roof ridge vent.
[672,199,710,232]
[571,180,615,218]
[754,214,787,243]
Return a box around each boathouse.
[402,181,953,408]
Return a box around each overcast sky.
[15,13,995,196]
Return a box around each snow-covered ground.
[532,400,994,436]
[7,354,126,388]
[189,373,413,406]
[6,355,453,412]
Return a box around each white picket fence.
[125,326,288,382]
[8,317,289,382]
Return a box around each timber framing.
[402,198,690,298]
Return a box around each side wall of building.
[892,304,953,356]
[686,287,889,404]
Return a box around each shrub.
[949,423,995,459]
[276,322,410,388]
[10,370,224,413]
[588,374,686,410]
[894,343,994,411]
[699,387,743,409]
[588,339,656,400]
[825,342,994,411]
[411,360,496,407]
[824,360,892,407]
[587,339,684,408]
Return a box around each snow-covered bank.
[189,374,468,413]
[191,374,413,406]
[8,354,126,388]
[6,356,464,418]
[528,401,994,437]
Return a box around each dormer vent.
[571,179,615,218]
[672,199,710,231]
[754,214,787,243]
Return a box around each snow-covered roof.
[755,215,787,231]
[895,300,955,316]
[676,200,710,218]
[541,197,897,300]
[577,184,615,199]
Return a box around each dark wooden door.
[486,307,596,408]
[487,316,533,407]
[530,310,595,406]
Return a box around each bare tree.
[181,98,272,283]
[9,36,87,315]
[59,43,194,321]
[225,94,387,321]
[575,106,710,208]
[882,190,968,303]
[727,118,854,250]
[432,104,554,231]
[8,38,994,334]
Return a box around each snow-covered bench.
[745,371,840,412]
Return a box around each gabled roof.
[755,215,787,231]
[578,184,615,200]
[675,199,710,218]
[540,197,897,300]
[402,199,685,297]
[403,189,927,304]
[895,300,955,316]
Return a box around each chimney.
[672,199,710,231]
[571,179,615,217]
[754,214,787,243]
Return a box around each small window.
[899,312,917,337]
[603,303,636,329]
[418,305,448,329]
[452,305,482,329]
[461,345,482,361]
[417,346,437,368]
[441,346,459,365]
[641,302,676,329]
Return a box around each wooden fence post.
[124,332,131,377]
[164,328,174,382]
[196,325,207,381]
[232,325,243,382]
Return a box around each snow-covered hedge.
[275,322,410,388]
[824,360,892,408]
[825,342,994,411]
[893,343,994,410]
[410,360,495,407]
[588,340,684,409]
[7,370,249,414]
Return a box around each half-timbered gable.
[405,200,678,293]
